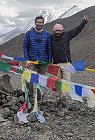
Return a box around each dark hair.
[35,16,44,23]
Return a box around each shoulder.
[26,28,35,34]
[42,30,51,39]
[26,29,37,38]
[43,30,51,35]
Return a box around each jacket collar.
[34,28,43,33]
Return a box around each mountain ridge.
[0,6,95,67]
[0,3,92,45]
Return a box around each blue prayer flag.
[30,73,39,84]
[14,56,26,62]
[72,60,85,71]
[75,85,82,96]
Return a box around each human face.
[54,30,63,37]
[35,19,44,30]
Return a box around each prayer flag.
[47,64,61,77]
[0,61,11,72]
[22,69,31,82]
[55,81,62,90]
[30,73,39,84]
[39,74,48,87]
[82,87,90,97]
[39,61,50,65]
[75,85,82,96]
[86,89,95,108]
[9,61,19,66]
[27,60,38,65]
[62,83,69,93]
[69,84,83,102]
[62,64,76,74]
[2,55,13,61]
[0,51,3,57]
[72,60,85,71]
[47,76,60,90]
[14,56,26,62]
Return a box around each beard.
[56,34,61,37]
[55,33,62,38]
[36,25,43,30]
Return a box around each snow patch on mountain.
[0,1,95,45]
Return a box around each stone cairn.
[0,74,26,121]
[0,74,41,123]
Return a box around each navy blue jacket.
[52,19,88,64]
[23,28,52,62]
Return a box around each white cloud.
[0,0,95,33]
[0,1,18,17]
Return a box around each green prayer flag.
[16,69,24,74]
[0,61,11,72]
[39,61,50,66]
[24,81,32,108]
[36,84,44,95]
[55,81,62,90]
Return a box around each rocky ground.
[0,71,95,140]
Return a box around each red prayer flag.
[47,64,61,77]
[18,100,27,111]
[91,89,95,94]
[47,76,60,90]
[0,51,3,57]
[9,61,19,66]
[11,67,17,73]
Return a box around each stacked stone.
[0,74,25,120]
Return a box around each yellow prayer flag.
[61,83,69,93]
[85,68,95,73]
[22,69,32,82]
[27,60,38,65]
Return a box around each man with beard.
[23,15,51,73]
[51,15,88,81]
[23,16,52,97]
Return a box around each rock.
[0,105,3,110]
[14,114,18,123]
[0,120,11,127]
[38,110,44,116]
[57,111,65,117]
[0,113,5,123]
[2,98,7,104]
[19,95,25,103]
[10,105,18,112]
[16,102,22,108]
[0,74,14,94]
[2,94,6,98]
[3,96,18,107]
[16,89,24,97]
[27,113,37,123]
[66,132,74,137]
[2,107,11,116]
[6,95,12,102]
[0,98,2,104]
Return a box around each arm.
[23,31,30,60]
[23,31,31,67]
[47,34,52,62]
[67,15,88,40]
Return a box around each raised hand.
[84,15,88,21]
